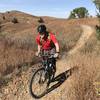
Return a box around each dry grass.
[65,29,100,100]
[56,28,100,100]
[65,52,100,100]
[80,31,100,55]
[0,23,82,77]
[56,25,82,53]
[0,11,100,100]
[0,32,37,76]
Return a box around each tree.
[92,0,100,40]
[69,7,89,19]
[92,0,100,17]
[69,11,76,19]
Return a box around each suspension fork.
[42,59,53,86]
[44,64,51,87]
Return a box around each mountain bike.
[29,51,57,99]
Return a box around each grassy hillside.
[0,10,100,100]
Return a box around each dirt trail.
[68,25,95,55]
[0,25,95,100]
[56,25,95,75]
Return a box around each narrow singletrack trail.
[68,25,95,55]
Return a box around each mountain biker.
[35,24,60,73]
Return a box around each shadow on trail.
[41,66,78,98]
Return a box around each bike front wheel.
[29,68,49,99]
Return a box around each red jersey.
[36,32,58,50]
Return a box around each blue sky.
[0,0,96,18]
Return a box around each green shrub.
[68,7,89,19]
[96,25,100,40]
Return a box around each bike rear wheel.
[29,68,49,98]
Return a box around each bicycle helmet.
[37,24,46,34]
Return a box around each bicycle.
[29,51,57,99]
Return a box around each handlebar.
[36,50,59,58]
[38,53,56,58]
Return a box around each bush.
[38,17,44,23]
[0,22,1,32]
[11,17,18,24]
[96,25,100,40]
[2,16,6,20]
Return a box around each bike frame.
[41,56,55,84]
